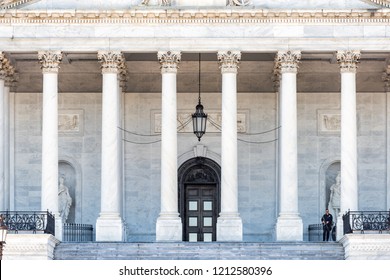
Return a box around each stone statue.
[328,171,341,219]
[229,0,251,6]
[141,0,170,6]
[58,176,72,222]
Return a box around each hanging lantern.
[192,101,207,141]
[192,53,207,141]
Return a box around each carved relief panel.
[140,0,250,7]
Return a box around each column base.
[336,214,344,241]
[275,213,303,241]
[156,213,182,241]
[96,213,124,241]
[3,234,60,260]
[54,216,63,241]
[217,213,243,241]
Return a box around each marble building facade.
[1,0,390,243]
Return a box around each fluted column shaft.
[96,51,124,241]
[0,56,4,211]
[38,51,62,214]
[119,63,127,219]
[38,51,62,240]
[156,51,182,241]
[216,51,243,241]
[336,50,360,240]
[0,53,15,212]
[275,51,303,241]
[3,72,14,211]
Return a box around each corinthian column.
[274,50,303,241]
[217,51,243,241]
[38,51,63,240]
[3,65,15,212]
[96,51,124,241]
[0,54,15,212]
[156,51,182,241]
[383,67,390,211]
[336,50,360,240]
[0,52,5,211]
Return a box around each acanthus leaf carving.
[275,51,301,74]
[337,50,361,73]
[0,51,16,81]
[38,51,62,73]
[217,51,241,74]
[97,51,124,74]
[0,51,6,79]
[382,64,390,91]
[158,51,181,74]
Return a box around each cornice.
[1,9,390,24]
[365,0,390,8]
[0,0,39,10]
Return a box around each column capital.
[0,52,17,88]
[38,51,62,74]
[0,51,8,80]
[337,50,361,73]
[119,60,128,91]
[98,51,124,74]
[275,51,301,74]
[158,51,181,74]
[217,51,241,74]
[5,65,16,87]
[272,64,281,92]
[383,65,390,92]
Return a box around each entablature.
[0,0,38,10]
[2,8,390,24]
[1,0,384,10]
[366,0,390,8]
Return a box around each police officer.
[321,209,333,241]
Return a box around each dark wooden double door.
[184,184,217,242]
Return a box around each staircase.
[54,242,345,260]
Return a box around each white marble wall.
[341,234,390,260]
[3,234,60,260]
[14,92,102,225]
[12,90,388,241]
[298,92,387,240]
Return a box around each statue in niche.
[58,176,72,222]
[328,171,341,220]
[141,0,170,6]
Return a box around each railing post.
[61,222,93,242]
[343,210,352,235]
[388,209,390,232]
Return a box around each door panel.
[185,184,217,242]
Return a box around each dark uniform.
[321,209,333,241]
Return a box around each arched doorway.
[178,157,221,242]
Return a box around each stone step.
[54,242,345,260]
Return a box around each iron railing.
[308,223,336,241]
[343,210,390,234]
[0,211,55,235]
[308,224,322,241]
[63,223,94,242]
